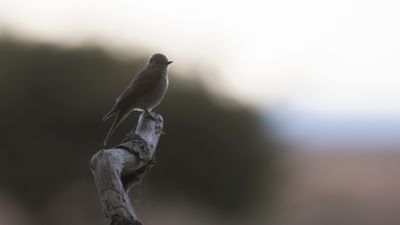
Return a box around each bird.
[102,53,172,146]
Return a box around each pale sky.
[1,0,400,117]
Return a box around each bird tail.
[103,108,116,122]
[103,110,131,146]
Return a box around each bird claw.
[144,110,158,121]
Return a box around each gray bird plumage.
[103,53,172,145]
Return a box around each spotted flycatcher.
[103,53,172,145]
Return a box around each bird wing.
[103,66,164,121]
[114,66,163,108]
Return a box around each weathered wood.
[90,112,163,225]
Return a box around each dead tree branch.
[90,112,163,225]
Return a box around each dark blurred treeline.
[0,38,279,215]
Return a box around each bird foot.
[144,110,158,121]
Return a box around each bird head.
[148,53,173,66]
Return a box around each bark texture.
[90,112,163,225]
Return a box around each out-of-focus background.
[1,1,400,225]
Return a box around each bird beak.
[167,61,173,65]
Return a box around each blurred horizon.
[1,27,400,148]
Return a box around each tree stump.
[90,112,163,225]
